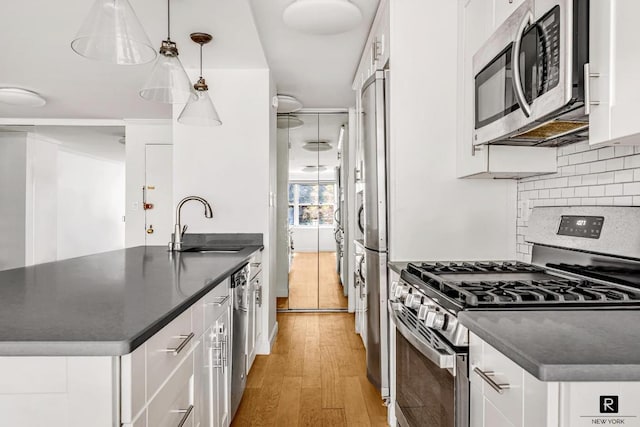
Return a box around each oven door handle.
[512,10,534,118]
[388,301,455,371]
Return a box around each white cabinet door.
[199,306,231,427]
[457,0,494,177]
[588,0,640,146]
[254,271,263,352]
[493,0,526,29]
[246,276,257,373]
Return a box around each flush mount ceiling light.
[283,0,362,35]
[303,141,332,151]
[71,0,156,65]
[140,0,193,103]
[277,116,304,129]
[177,33,222,126]
[277,95,303,113]
[0,88,46,107]
[302,165,328,172]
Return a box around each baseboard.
[269,321,279,350]
[255,321,278,355]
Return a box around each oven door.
[473,0,576,145]
[389,302,469,427]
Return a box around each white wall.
[56,149,125,260]
[291,227,336,252]
[173,68,275,352]
[25,135,58,265]
[387,0,516,261]
[124,120,172,248]
[0,133,27,270]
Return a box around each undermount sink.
[180,246,243,254]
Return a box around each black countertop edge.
[126,245,263,355]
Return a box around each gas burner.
[444,279,640,307]
[403,260,640,310]
[407,261,544,276]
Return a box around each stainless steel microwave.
[473,0,589,147]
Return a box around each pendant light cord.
[199,43,203,79]
[167,0,171,40]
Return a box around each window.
[288,182,336,227]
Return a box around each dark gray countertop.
[0,245,262,356]
[459,310,640,381]
[388,262,408,274]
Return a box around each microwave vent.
[513,120,589,141]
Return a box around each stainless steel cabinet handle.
[473,367,510,394]
[206,295,230,306]
[175,405,194,427]
[512,10,534,118]
[164,332,195,356]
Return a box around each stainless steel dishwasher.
[230,263,249,420]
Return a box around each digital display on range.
[557,215,604,239]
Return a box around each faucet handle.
[181,225,188,238]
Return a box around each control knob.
[425,309,446,331]
[389,281,399,300]
[394,284,409,300]
[404,293,423,310]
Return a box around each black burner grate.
[404,261,640,308]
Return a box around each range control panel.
[557,215,604,239]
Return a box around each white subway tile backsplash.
[615,146,635,157]
[516,140,640,258]
[596,172,615,185]
[613,196,633,206]
[575,186,589,197]
[615,169,635,183]
[588,185,606,197]
[568,153,583,165]
[568,176,582,187]
[605,184,623,196]
[575,163,591,175]
[561,187,575,198]
[596,197,614,205]
[606,157,624,171]
[623,182,640,195]
[598,147,615,160]
[624,154,640,169]
[582,150,599,163]
[589,160,607,173]
[549,188,562,198]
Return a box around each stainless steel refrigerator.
[361,69,390,398]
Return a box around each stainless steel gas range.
[390,206,640,427]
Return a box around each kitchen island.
[0,242,263,427]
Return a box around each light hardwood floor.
[282,252,348,310]
[232,312,387,427]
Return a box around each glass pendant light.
[71,0,156,65]
[178,33,222,127]
[139,0,193,103]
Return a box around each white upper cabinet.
[352,0,389,91]
[588,0,640,146]
[456,0,557,179]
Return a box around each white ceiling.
[249,0,379,109]
[0,0,267,120]
[287,113,347,180]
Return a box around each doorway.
[277,113,349,311]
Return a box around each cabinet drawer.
[477,340,523,424]
[146,309,195,397]
[148,352,195,427]
[204,279,230,328]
